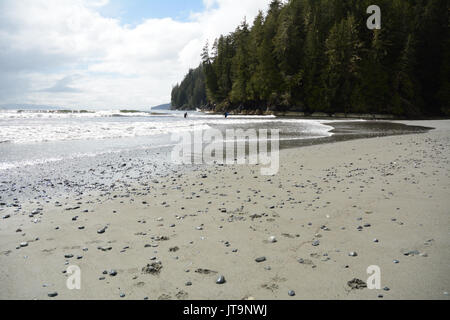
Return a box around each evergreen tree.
[172,0,449,117]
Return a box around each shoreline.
[184,108,450,121]
[0,120,449,300]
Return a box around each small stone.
[48,292,58,298]
[312,240,320,246]
[120,293,125,298]
[349,252,358,257]
[288,290,296,297]
[109,270,117,276]
[393,259,400,264]
[268,236,277,243]
[403,250,420,256]
[255,257,266,263]
[97,227,107,234]
[185,281,192,286]
[20,242,28,247]
[216,275,226,284]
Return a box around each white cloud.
[0,0,271,109]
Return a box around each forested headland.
[171,0,449,117]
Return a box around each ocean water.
[0,109,335,171]
[0,109,432,204]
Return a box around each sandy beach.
[0,120,449,300]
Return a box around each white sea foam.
[0,111,340,171]
[0,111,335,144]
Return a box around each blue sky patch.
[98,0,206,25]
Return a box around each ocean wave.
[0,110,154,119]
[0,113,337,144]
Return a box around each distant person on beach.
[224,112,229,118]
[184,112,188,118]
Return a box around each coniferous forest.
[171,0,449,117]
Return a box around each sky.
[0,0,272,109]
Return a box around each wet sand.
[0,120,449,300]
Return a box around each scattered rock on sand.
[195,268,217,275]
[403,250,420,256]
[142,262,162,275]
[109,270,118,276]
[347,278,367,290]
[216,275,226,284]
[97,227,107,234]
[255,257,266,263]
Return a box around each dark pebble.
[216,275,226,284]
[255,257,266,263]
